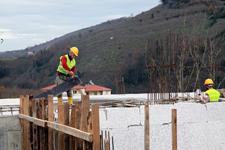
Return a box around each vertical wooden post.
[58,103,65,150]
[48,95,54,150]
[81,95,90,149]
[70,105,76,150]
[172,109,177,150]
[20,96,25,150]
[23,95,31,150]
[74,102,82,150]
[92,104,100,150]
[40,98,47,150]
[32,100,38,150]
[64,103,70,150]
[37,100,42,150]
[81,95,89,131]
[20,95,24,114]
[44,99,49,150]
[29,97,34,150]
[144,103,150,150]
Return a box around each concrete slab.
[0,116,21,150]
[99,102,225,150]
[7,131,21,150]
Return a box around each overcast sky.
[0,0,160,52]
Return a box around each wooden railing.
[19,95,100,150]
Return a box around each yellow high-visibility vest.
[205,88,220,102]
[57,54,76,75]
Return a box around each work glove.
[67,71,74,77]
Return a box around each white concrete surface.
[0,116,21,150]
[99,102,225,150]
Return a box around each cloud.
[0,0,161,51]
[0,29,16,39]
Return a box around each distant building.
[40,84,112,96]
[72,84,112,95]
[27,51,34,56]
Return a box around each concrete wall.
[0,116,21,150]
[100,102,225,150]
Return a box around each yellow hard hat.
[204,78,214,85]
[70,47,79,56]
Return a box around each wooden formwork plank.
[29,97,34,150]
[58,103,65,150]
[81,95,90,131]
[32,100,38,150]
[64,103,70,150]
[39,99,43,150]
[87,111,92,132]
[172,109,177,150]
[48,95,54,150]
[18,114,46,127]
[70,105,76,150]
[20,96,25,150]
[47,121,93,142]
[20,95,24,114]
[40,98,46,150]
[81,95,90,150]
[37,100,42,150]
[144,103,150,150]
[91,104,100,150]
[74,102,82,150]
[23,95,31,150]
[43,99,48,150]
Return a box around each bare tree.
[145,31,223,93]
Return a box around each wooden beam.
[47,121,93,142]
[19,113,93,144]
[172,109,177,150]
[92,104,100,150]
[144,103,150,150]
[18,114,46,127]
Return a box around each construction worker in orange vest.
[201,78,220,103]
[55,47,79,105]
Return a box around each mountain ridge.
[0,0,225,98]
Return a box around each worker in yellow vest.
[55,47,79,105]
[202,78,220,103]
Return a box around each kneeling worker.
[55,47,79,105]
[202,78,220,103]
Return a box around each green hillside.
[0,0,225,98]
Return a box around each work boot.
[68,96,73,105]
